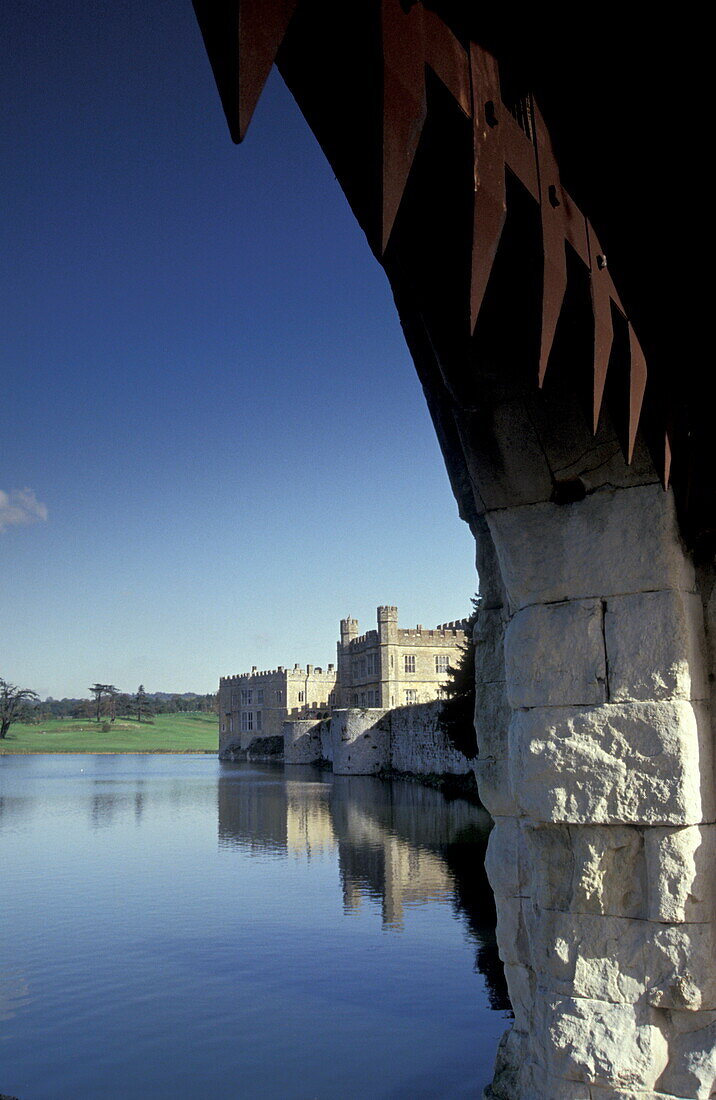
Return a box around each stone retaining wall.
[283,700,473,778]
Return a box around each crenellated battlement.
[220,663,336,684]
[346,629,379,649]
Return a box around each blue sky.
[0,1,477,698]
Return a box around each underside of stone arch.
[192,3,715,1095]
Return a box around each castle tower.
[336,616,359,705]
[377,605,399,707]
[377,605,398,641]
[340,617,359,646]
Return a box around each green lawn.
[0,712,218,753]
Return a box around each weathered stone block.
[523,822,645,917]
[521,822,576,911]
[588,1088,681,1099]
[524,909,647,1004]
[474,681,510,760]
[486,484,695,611]
[657,1009,716,1100]
[509,701,709,825]
[473,756,516,818]
[502,962,533,1033]
[605,590,709,703]
[524,907,716,1009]
[504,599,607,708]
[534,994,669,1090]
[474,607,506,685]
[648,923,716,1011]
[522,1064,592,1099]
[485,818,528,900]
[494,897,528,967]
[483,1027,528,1100]
[644,824,716,924]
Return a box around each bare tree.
[0,678,39,739]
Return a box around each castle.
[218,606,468,749]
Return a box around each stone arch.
[193,4,715,1094]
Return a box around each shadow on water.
[217,761,510,1013]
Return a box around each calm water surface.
[0,755,509,1098]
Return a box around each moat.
[0,755,508,1099]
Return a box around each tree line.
[0,677,217,736]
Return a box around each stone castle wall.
[389,700,472,776]
[284,700,473,778]
[219,663,337,753]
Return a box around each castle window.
[435,654,449,673]
[240,712,253,732]
[257,689,264,704]
[405,690,417,704]
[229,716,234,732]
[404,654,416,674]
[241,689,252,706]
[276,690,283,703]
[256,711,262,731]
[390,654,394,670]
[231,691,238,708]
[360,692,366,706]
[298,691,304,703]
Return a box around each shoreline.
[0,749,218,756]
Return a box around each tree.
[439,596,480,759]
[89,684,105,723]
[89,683,117,723]
[0,678,39,739]
[134,684,152,723]
[105,685,119,722]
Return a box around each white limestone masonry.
[480,483,715,1100]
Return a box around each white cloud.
[0,488,49,533]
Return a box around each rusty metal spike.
[627,324,648,463]
[663,430,672,489]
[469,45,508,333]
[237,0,298,142]
[591,290,613,433]
[532,108,588,387]
[587,222,628,433]
[537,195,568,386]
[381,0,426,254]
[422,10,471,116]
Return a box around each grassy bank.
[0,712,218,754]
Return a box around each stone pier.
[477,483,715,1099]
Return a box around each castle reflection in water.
[217,763,510,1012]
